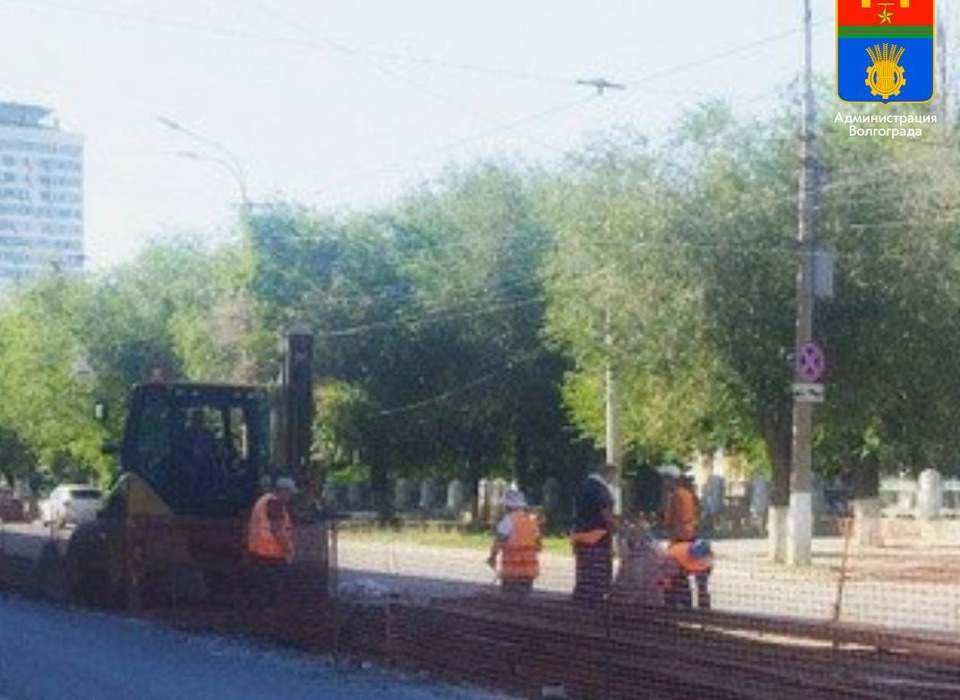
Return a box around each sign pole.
[788,0,817,567]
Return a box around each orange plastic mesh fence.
[3,516,960,699]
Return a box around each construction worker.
[612,520,666,607]
[247,476,297,613]
[659,464,710,609]
[571,462,621,606]
[182,410,218,507]
[659,464,697,542]
[486,489,541,594]
[664,538,713,610]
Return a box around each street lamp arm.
[175,150,249,207]
[158,116,249,205]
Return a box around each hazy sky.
[0,0,938,269]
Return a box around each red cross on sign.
[797,342,825,382]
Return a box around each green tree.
[816,117,960,487]
[0,272,109,484]
[540,130,716,463]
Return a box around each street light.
[158,117,257,383]
[173,149,249,209]
[158,117,249,208]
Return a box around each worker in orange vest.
[486,489,542,594]
[659,464,711,609]
[659,464,697,542]
[247,476,297,612]
[571,462,622,605]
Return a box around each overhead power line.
[3,0,828,114]
[1,0,572,88]
[2,0,841,200]
[311,95,595,198]
[314,292,545,339]
[234,0,574,87]
[623,22,832,86]
[373,347,545,418]
[257,148,960,320]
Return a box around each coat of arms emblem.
[837,1,935,103]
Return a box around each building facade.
[0,102,83,291]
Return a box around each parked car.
[0,487,25,522]
[39,484,103,528]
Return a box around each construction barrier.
[4,516,960,699]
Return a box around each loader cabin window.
[121,383,270,516]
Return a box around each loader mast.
[275,329,314,486]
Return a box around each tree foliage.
[3,96,960,502]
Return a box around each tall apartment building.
[0,102,84,291]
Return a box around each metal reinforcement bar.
[427,601,882,698]
[327,594,960,700]
[452,593,960,665]
[3,525,958,699]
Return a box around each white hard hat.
[501,489,527,509]
[275,476,299,494]
[657,464,682,479]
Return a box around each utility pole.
[605,306,622,511]
[787,0,818,567]
[577,77,627,512]
[601,259,623,514]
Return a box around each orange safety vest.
[570,529,608,546]
[247,493,293,560]
[665,486,697,542]
[666,541,712,574]
[500,512,541,581]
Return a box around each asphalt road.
[4,520,957,637]
[0,522,63,559]
[335,535,960,636]
[0,594,508,700]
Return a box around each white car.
[39,484,103,528]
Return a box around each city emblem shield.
[837,0,935,103]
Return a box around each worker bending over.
[664,538,713,609]
[247,476,297,612]
[659,464,711,610]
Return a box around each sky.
[0,0,948,269]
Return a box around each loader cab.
[66,335,322,610]
[118,382,271,517]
